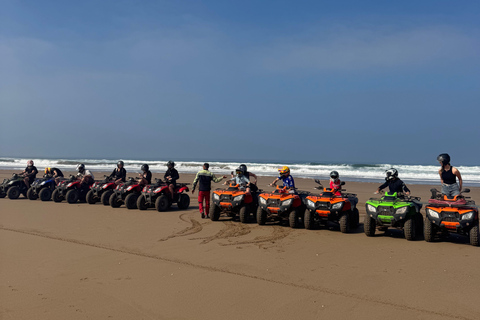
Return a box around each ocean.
[0,157,478,186]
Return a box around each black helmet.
[76,164,85,172]
[117,160,124,167]
[239,164,247,172]
[385,168,398,180]
[141,164,149,171]
[167,161,175,168]
[330,170,339,180]
[437,153,450,166]
[236,166,245,176]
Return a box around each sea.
[1,157,478,186]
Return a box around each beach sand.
[1,169,479,320]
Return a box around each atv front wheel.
[27,188,37,200]
[424,217,435,242]
[210,204,221,221]
[136,194,147,210]
[155,195,170,212]
[86,190,96,204]
[109,193,122,208]
[239,205,249,223]
[0,191,5,198]
[404,218,416,241]
[289,210,300,228]
[350,208,360,229]
[339,213,351,233]
[177,194,190,210]
[52,189,63,202]
[304,209,315,230]
[364,215,376,237]
[469,222,479,246]
[7,186,20,199]
[66,190,79,204]
[39,188,52,201]
[125,193,138,209]
[101,190,114,206]
[256,206,267,225]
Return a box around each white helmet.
[27,160,34,166]
[385,168,398,181]
[76,164,85,172]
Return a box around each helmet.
[27,160,34,167]
[239,164,247,172]
[117,161,124,167]
[236,166,245,176]
[141,164,149,171]
[167,161,175,168]
[76,164,85,172]
[44,167,51,174]
[278,166,290,176]
[437,153,450,166]
[330,171,339,181]
[385,168,398,180]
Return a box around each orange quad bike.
[210,180,258,223]
[303,180,359,233]
[257,185,308,228]
[424,188,479,246]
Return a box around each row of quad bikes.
[1,173,478,246]
[0,173,190,212]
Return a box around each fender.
[177,186,189,193]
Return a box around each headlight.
[154,187,161,192]
[233,195,244,202]
[40,181,46,186]
[395,206,408,214]
[307,199,316,208]
[126,186,133,191]
[427,209,439,219]
[462,212,474,220]
[331,202,343,210]
[213,193,220,200]
[142,186,147,192]
[67,183,73,187]
[102,184,109,189]
[259,197,266,205]
[282,199,293,206]
[367,204,376,213]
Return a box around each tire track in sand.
[190,221,251,244]
[220,225,292,247]
[158,213,203,242]
[0,226,473,320]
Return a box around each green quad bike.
[364,192,424,241]
[0,173,29,199]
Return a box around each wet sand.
[1,169,479,320]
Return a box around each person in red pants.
[192,163,226,218]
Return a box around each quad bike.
[364,191,423,241]
[52,175,94,203]
[0,173,29,199]
[424,188,479,246]
[137,179,190,212]
[209,179,258,223]
[27,174,58,201]
[86,175,118,205]
[109,177,143,209]
[257,185,308,228]
[304,180,359,233]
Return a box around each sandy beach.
[1,169,479,320]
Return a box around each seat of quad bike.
[428,198,467,206]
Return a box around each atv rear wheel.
[52,189,63,202]
[304,209,315,230]
[424,217,436,242]
[289,210,300,228]
[364,215,376,237]
[339,213,351,233]
[7,186,20,199]
[239,205,249,223]
[86,190,96,204]
[256,206,267,225]
[136,194,147,210]
[125,193,138,209]
[350,208,360,229]
[66,189,79,204]
[469,222,479,246]
[177,194,190,210]
[109,193,122,208]
[0,191,5,198]
[155,195,170,212]
[210,204,221,221]
[27,188,37,200]
[101,190,113,206]
[39,188,52,201]
[404,217,416,241]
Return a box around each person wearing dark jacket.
[139,164,152,185]
[164,161,179,200]
[192,163,226,218]
[375,168,410,195]
[109,161,127,184]
[22,160,38,188]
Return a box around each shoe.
[201,212,205,219]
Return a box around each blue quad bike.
[27,174,59,201]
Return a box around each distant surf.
[0,157,478,186]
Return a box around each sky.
[1,0,479,165]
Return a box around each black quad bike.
[27,174,58,201]
[0,173,29,199]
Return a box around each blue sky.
[1,0,479,165]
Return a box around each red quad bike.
[303,180,359,233]
[109,177,143,209]
[257,185,308,228]
[424,188,479,246]
[52,175,94,204]
[86,175,117,205]
[137,179,190,211]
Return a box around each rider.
[109,161,127,184]
[76,164,94,191]
[164,161,179,200]
[437,153,463,197]
[270,166,295,191]
[138,164,152,185]
[234,166,252,195]
[22,160,38,189]
[230,164,258,184]
[45,167,64,184]
[329,171,342,196]
[375,168,410,196]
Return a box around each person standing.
[192,163,226,219]
[437,153,463,197]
